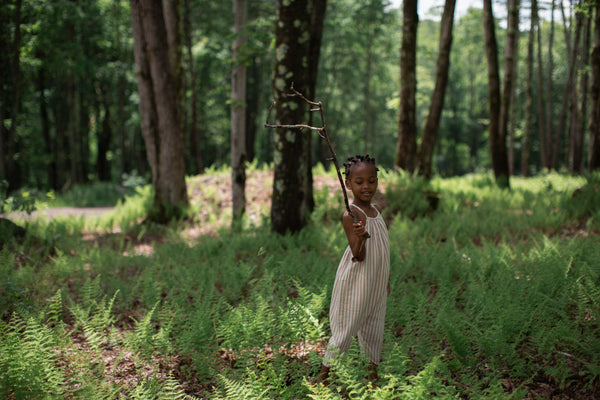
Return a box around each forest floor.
[3,171,599,399]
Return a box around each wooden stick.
[264,85,370,256]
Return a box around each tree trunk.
[183,0,202,174]
[483,0,509,188]
[395,0,418,173]
[305,0,327,213]
[571,12,589,173]
[97,89,112,181]
[271,0,311,234]
[534,0,550,169]
[568,12,583,171]
[497,0,519,180]
[546,0,555,168]
[416,0,456,179]
[231,0,247,227]
[0,0,23,190]
[589,0,600,171]
[130,0,188,221]
[38,64,57,189]
[522,5,534,177]
[552,1,575,169]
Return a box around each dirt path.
[3,206,115,221]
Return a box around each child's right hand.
[353,221,368,237]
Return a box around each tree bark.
[183,0,202,174]
[571,12,589,173]
[305,0,327,213]
[231,0,247,227]
[416,0,456,179]
[589,0,600,170]
[534,0,549,169]
[546,0,555,168]
[38,65,57,189]
[97,88,112,181]
[522,3,535,177]
[271,0,311,234]
[552,1,575,169]
[483,0,510,188]
[395,0,419,173]
[130,0,188,221]
[497,0,519,180]
[0,0,23,190]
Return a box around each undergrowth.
[1,169,599,399]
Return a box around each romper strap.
[350,203,367,218]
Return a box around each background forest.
[2,0,599,198]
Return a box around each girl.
[317,154,390,384]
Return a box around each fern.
[215,373,271,400]
[0,316,64,398]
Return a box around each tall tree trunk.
[79,91,90,183]
[183,0,202,174]
[130,0,188,222]
[553,1,575,169]
[38,64,57,189]
[568,12,583,171]
[364,37,373,154]
[534,0,550,169]
[305,0,327,213]
[522,4,535,177]
[571,12,589,172]
[483,0,510,188]
[497,0,519,181]
[0,0,23,190]
[395,0,418,173]
[97,89,112,181]
[231,0,247,227]
[416,0,456,179]
[589,0,600,170]
[271,0,311,234]
[546,0,555,168]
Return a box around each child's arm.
[342,211,368,261]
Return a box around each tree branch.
[264,85,370,251]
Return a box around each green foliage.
[0,180,39,214]
[2,171,600,398]
[384,170,440,220]
[561,172,600,221]
[0,316,64,398]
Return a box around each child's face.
[345,162,378,203]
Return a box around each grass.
[1,168,599,399]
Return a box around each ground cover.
[1,168,599,399]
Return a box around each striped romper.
[324,203,390,365]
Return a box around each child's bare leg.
[315,364,330,384]
[366,361,378,382]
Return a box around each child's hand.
[353,221,368,237]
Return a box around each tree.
[395,0,418,172]
[588,0,600,170]
[231,0,247,227]
[270,0,312,234]
[482,0,510,188]
[130,0,188,221]
[522,0,535,177]
[498,0,519,178]
[416,0,456,179]
[0,0,23,190]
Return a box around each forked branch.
[264,85,370,248]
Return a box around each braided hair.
[343,154,379,178]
